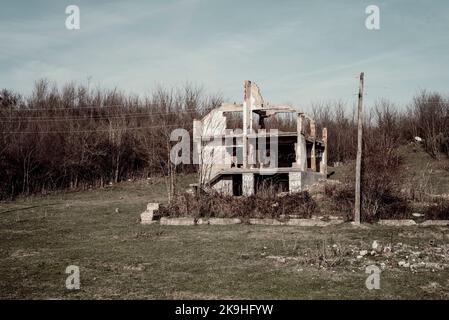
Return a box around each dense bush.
[424,200,449,220]
[0,81,221,199]
[324,182,409,222]
[158,191,318,219]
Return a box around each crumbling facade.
[193,81,327,196]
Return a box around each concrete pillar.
[320,127,328,175]
[248,136,256,168]
[288,172,302,192]
[310,120,316,172]
[296,114,307,171]
[193,120,202,165]
[242,81,252,169]
[242,173,255,196]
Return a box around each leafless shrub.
[2,79,448,206]
[324,183,354,221]
[312,100,357,164]
[0,80,222,199]
[361,100,409,221]
[322,100,409,222]
[405,91,449,158]
[158,191,317,219]
[424,200,449,220]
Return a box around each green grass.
[1,174,449,299]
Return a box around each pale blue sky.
[1,0,449,110]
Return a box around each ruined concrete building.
[193,81,327,196]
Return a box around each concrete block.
[140,211,156,224]
[140,202,159,225]
[160,217,196,226]
[378,219,417,226]
[196,218,208,225]
[420,220,449,226]
[287,219,328,227]
[249,218,286,225]
[146,203,159,211]
[208,218,242,225]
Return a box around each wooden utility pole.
[354,72,364,224]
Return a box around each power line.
[0,110,200,122]
[3,103,211,112]
[3,103,132,111]
[1,124,186,135]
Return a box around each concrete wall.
[242,173,255,196]
[288,171,326,192]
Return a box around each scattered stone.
[123,264,145,272]
[359,250,368,256]
[425,262,444,271]
[372,240,383,253]
[332,244,340,254]
[411,262,426,270]
[265,255,299,263]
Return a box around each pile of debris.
[351,240,449,273]
[263,239,449,273]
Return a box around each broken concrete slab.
[378,219,417,226]
[247,218,344,226]
[159,217,196,226]
[287,219,328,226]
[140,212,156,224]
[198,218,242,225]
[289,218,344,226]
[420,220,449,226]
[140,202,159,225]
[146,203,159,211]
[249,219,286,226]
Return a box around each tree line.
[0,79,448,199]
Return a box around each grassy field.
[1,174,449,299]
